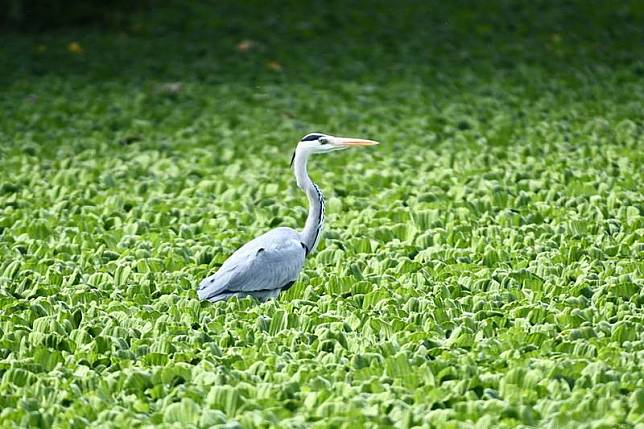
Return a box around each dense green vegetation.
[1,1,642,427]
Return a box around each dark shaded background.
[2,0,643,86]
[2,0,151,30]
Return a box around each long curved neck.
[293,149,325,254]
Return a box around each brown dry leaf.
[237,40,256,52]
[160,82,184,94]
[267,61,283,71]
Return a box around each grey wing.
[197,227,306,302]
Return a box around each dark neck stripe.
[310,183,325,249]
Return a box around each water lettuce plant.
[0,1,642,427]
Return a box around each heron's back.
[197,227,306,302]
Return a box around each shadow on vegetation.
[1,0,643,86]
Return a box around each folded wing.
[197,227,306,302]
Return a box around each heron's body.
[197,227,306,302]
[197,133,378,303]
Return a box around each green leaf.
[163,398,200,425]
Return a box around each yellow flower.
[67,42,83,54]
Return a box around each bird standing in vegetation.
[197,133,379,302]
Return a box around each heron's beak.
[332,137,380,148]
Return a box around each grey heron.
[197,133,379,302]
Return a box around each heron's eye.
[319,137,329,145]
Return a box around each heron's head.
[291,133,378,165]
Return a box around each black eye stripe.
[301,133,324,142]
